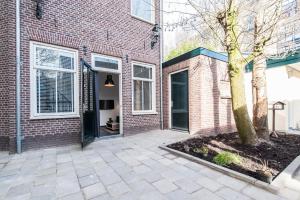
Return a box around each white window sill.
[132,111,158,116]
[30,114,80,120]
[131,14,155,25]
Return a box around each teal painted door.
[171,70,189,131]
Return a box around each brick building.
[0,0,162,152]
[162,48,236,135]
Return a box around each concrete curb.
[159,145,280,194]
[272,156,300,191]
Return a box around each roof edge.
[162,47,228,68]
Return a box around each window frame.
[131,0,155,24]
[30,42,79,119]
[131,61,157,115]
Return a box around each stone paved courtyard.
[0,130,299,200]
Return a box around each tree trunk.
[252,55,269,140]
[228,52,257,145]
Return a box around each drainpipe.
[16,0,22,153]
[159,0,164,130]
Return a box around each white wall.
[245,65,300,132]
[98,73,119,126]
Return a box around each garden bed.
[167,132,300,183]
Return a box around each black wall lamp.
[151,24,161,49]
[36,0,43,20]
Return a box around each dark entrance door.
[171,70,189,131]
[80,59,100,148]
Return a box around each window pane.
[37,70,56,113]
[132,0,152,22]
[36,47,74,69]
[134,80,143,111]
[95,56,118,70]
[57,72,74,112]
[134,65,151,79]
[36,47,59,68]
[59,54,74,70]
[143,81,152,110]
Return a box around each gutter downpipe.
[159,0,164,130]
[16,0,22,153]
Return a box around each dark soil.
[168,132,300,183]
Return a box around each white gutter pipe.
[16,0,22,153]
[159,0,164,130]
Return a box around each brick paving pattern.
[0,130,298,200]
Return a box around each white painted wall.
[98,73,119,126]
[245,65,300,132]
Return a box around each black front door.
[80,59,100,148]
[171,70,189,131]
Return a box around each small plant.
[256,159,273,183]
[213,151,241,166]
[193,146,209,157]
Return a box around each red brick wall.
[0,0,17,151]
[2,0,161,152]
[163,55,236,136]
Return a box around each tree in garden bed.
[163,0,287,144]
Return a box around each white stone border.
[159,145,280,194]
[272,156,300,191]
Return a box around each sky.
[163,0,197,58]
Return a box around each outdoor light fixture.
[151,24,161,49]
[104,75,115,87]
[36,0,43,20]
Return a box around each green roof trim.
[246,50,300,72]
[163,47,300,70]
[162,47,228,68]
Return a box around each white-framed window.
[132,62,156,115]
[30,42,79,119]
[131,0,155,24]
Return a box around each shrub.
[213,151,241,166]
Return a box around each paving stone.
[5,193,31,200]
[76,168,96,178]
[216,187,252,200]
[174,179,202,193]
[5,183,31,198]
[173,157,190,165]
[184,161,205,172]
[278,188,300,200]
[99,172,122,186]
[191,188,224,200]
[199,167,224,179]
[166,189,193,200]
[57,154,72,164]
[138,190,168,200]
[133,165,152,174]
[140,171,163,183]
[129,180,156,194]
[161,169,185,182]
[56,176,80,198]
[158,158,174,166]
[120,171,143,184]
[106,181,131,197]
[216,175,248,191]
[242,185,283,200]
[163,153,177,160]
[153,179,178,194]
[79,174,99,188]
[59,192,84,200]
[82,183,106,199]
[90,194,112,200]
[31,184,55,198]
[196,176,224,192]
